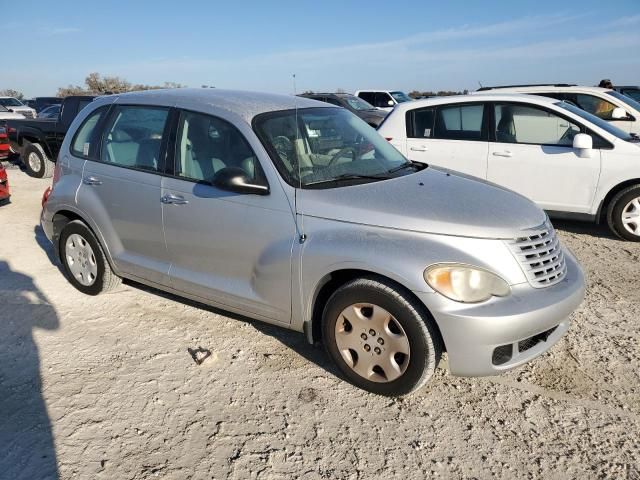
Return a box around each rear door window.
[374,92,393,108]
[407,107,435,138]
[71,106,109,158]
[100,106,169,172]
[433,104,486,141]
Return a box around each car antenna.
[293,73,306,244]
[477,81,483,88]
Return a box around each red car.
[0,127,10,203]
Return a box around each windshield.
[0,97,24,107]
[343,95,376,111]
[390,91,412,103]
[606,90,640,112]
[556,101,635,142]
[254,107,415,188]
[620,89,640,102]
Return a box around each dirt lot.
[0,165,638,480]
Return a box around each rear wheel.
[607,185,640,241]
[322,276,441,396]
[59,220,121,295]
[23,142,54,178]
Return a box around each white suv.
[474,84,640,134]
[378,93,640,240]
[355,90,413,112]
[0,97,36,118]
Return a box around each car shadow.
[34,225,59,267]
[0,260,59,479]
[551,218,618,240]
[130,281,340,378]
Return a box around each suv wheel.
[322,276,441,396]
[59,220,121,295]
[607,185,640,241]
[23,142,54,178]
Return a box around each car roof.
[389,93,560,113]
[111,88,330,123]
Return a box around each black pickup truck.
[6,95,96,178]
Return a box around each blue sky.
[5,0,640,97]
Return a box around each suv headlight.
[424,264,511,303]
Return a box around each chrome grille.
[508,222,567,288]
[19,110,34,118]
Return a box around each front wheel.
[59,220,121,295]
[23,142,54,178]
[322,277,441,396]
[607,185,640,241]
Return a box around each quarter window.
[100,106,169,171]
[175,111,262,183]
[434,104,485,141]
[71,106,108,158]
[493,103,580,146]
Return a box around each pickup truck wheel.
[59,220,121,295]
[322,276,441,396]
[23,142,55,178]
[608,185,640,241]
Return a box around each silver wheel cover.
[28,152,41,172]
[65,233,98,286]
[334,303,410,383]
[621,196,640,237]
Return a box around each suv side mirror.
[573,133,593,158]
[213,167,269,195]
[611,107,628,120]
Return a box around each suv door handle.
[410,146,428,152]
[161,193,189,205]
[492,151,513,158]
[83,176,103,185]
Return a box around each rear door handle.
[492,151,513,158]
[83,176,102,185]
[161,193,189,205]
[410,146,428,152]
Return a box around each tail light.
[52,160,62,185]
[0,128,9,160]
[42,186,52,207]
[384,137,393,142]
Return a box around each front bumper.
[415,249,585,377]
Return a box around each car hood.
[298,168,547,239]
[0,112,25,119]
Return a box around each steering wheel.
[328,147,357,166]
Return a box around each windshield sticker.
[83,143,90,156]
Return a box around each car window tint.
[100,106,168,171]
[324,97,343,107]
[494,103,580,146]
[409,108,435,138]
[358,92,375,104]
[175,110,261,183]
[434,104,484,141]
[71,106,108,158]
[574,94,618,120]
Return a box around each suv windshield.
[0,97,24,107]
[254,107,417,188]
[556,101,636,142]
[343,95,376,111]
[606,90,640,112]
[390,91,412,103]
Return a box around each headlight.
[424,264,510,303]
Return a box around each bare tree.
[0,89,25,100]
[57,73,186,97]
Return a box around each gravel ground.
[1,165,639,480]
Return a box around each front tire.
[322,276,441,396]
[59,220,121,295]
[23,142,54,178]
[607,185,640,241]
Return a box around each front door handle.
[161,193,189,205]
[410,146,428,152]
[83,176,102,185]
[492,151,513,158]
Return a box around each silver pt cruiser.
[41,89,585,396]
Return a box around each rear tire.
[322,276,441,396]
[607,185,640,241]
[23,142,54,178]
[59,220,121,295]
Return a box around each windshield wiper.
[304,173,390,187]
[387,161,424,174]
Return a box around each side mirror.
[611,107,628,120]
[387,100,395,107]
[573,133,593,158]
[213,167,269,195]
